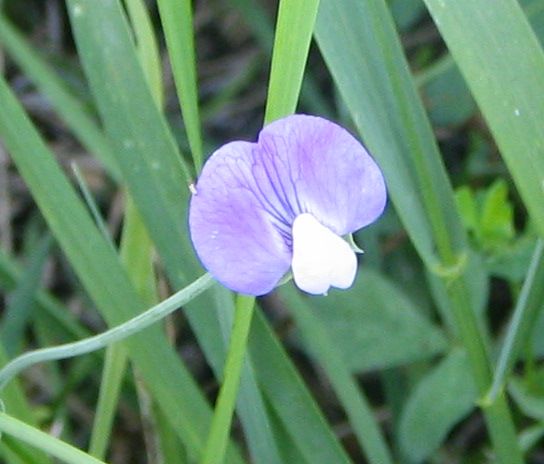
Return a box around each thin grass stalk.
[200,295,255,464]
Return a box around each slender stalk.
[447,278,523,463]
[486,239,544,403]
[0,412,106,464]
[88,344,128,459]
[200,295,255,464]
[0,274,214,392]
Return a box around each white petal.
[291,214,357,295]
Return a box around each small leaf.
[455,186,479,236]
[480,179,515,251]
[508,376,544,422]
[398,349,477,463]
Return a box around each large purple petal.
[189,114,386,295]
[189,141,292,295]
[258,114,387,236]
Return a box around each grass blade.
[157,0,203,169]
[0,75,243,463]
[0,236,52,355]
[264,0,319,122]
[284,289,393,464]
[125,0,164,108]
[486,239,544,402]
[422,0,544,238]
[0,13,120,181]
[0,412,106,464]
[88,345,127,459]
[201,295,255,464]
[315,1,523,462]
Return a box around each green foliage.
[399,349,476,463]
[0,0,543,463]
[456,180,515,253]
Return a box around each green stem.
[447,279,524,464]
[0,412,107,464]
[486,239,544,403]
[200,295,255,464]
[0,273,214,393]
[88,344,128,459]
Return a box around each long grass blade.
[314,1,523,462]
[264,0,319,123]
[0,75,243,463]
[157,0,203,170]
[422,0,544,239]
[486,239,544,402]
[0,13,120,180]
[0,412,106,464]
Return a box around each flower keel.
[291,213,357,295]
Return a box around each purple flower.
[189,114,386,296]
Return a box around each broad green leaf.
[389,0,425,31]
[398,349,476,463]
[422,0,544,239]
[455,187,479,236]
[420,60,475,127]
[280,271,447,373]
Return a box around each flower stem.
[200,295,255,464]
[0,273,214,393]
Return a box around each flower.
[189,114,386,296]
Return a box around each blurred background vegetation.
[1,0,544,463]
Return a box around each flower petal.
[189,114,386,296]
[189,141,292,295]
[291,213,357,295]
[258,114,387,236]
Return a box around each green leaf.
[422,0,544,239]
[264,0,319,122]
[156,0,203,169]
[455,186,479,236]
[315,0,467,270]
[281,282,394,464]
[508,376,544,422]
[398,349,477,463]
[281,271,447,373]
[0,236,52,355]
[125,0,164,108]
[0,13,120,181]
[480,180,515,251]
[420,59,476,127]
[249,310,351,464]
